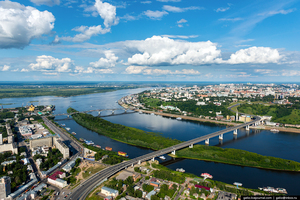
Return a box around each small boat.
[95,145,101,148]
[176,168,185,172]
[71,132,76,135]
[176,117,182,120]
[79,138,84,142]
[118,151,128,157]
[233,182,242,188]
[201,173,213,179]
[61,124,66,127]
[105,147,112,151]
[151,113,155,115]
[139,111,143,114]
[159,156,166,160]
[65,127,70,131]
[270,129,279,132]
[85,140,94,145]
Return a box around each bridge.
[68,113,262,200]
[52,108,135,117]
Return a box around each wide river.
[1,88,300,194]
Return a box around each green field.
[174,145,300,171]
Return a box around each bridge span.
[68,115,262,200]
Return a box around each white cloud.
[281,70,300,76]
[144,10,168,20]
[126,36,221,66]
[74,66,113,74]
[94,0,119,27]
[161,35,198,39]
[225,47,281,64]
[157,0,181,2]
[121,14,138,21]
[177,19,187,24]
[89,50,118,68]
[29,55,73,72]
[59,25,110,43]
[21,68,29,72]
[0,1,55,48]
[125,66,200,75]
[219,18,243,21]
[30,0,60,6]
[141,1,151,4]
[163,5,202,13]
[255,69,275,74]
[1,65,10,71]
[259,8,296,16]
[215,7,229,12]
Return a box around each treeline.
[151,163,185,184]
[71,111,181,150]
[175,145,300,171]
[140,97,234,117]
[0,86,137,99]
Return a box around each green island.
[67,108,181,150]
[0,86,138,99]
[173,145,300,171]
[67,107,300,172]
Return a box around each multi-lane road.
[68,115,261,200]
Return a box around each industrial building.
[101,186,119,197]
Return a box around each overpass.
[68,114,262,200]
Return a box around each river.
[1,88,300,194]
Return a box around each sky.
[0,0,299,82]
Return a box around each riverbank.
[169,145,300,172]
[136,109,300,133]
[68,109,181,151]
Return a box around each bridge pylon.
[205,138,209,145]
[246,125,250,131]
[233,129,238,135]
[171,150,176,155]
[189,144,193,148]
[151,157,155,162]
[219,134,223,140]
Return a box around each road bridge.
[68,114,262,200]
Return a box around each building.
[145,190,156,200]
[48,171,67,188]
[0,176,11,199]
[54,138,69,159]
[19,126,33,137]
[0,133,2,145]
[28,105,35,112]
[62,159,76,172]
[101,186,119,197]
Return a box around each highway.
[68,115,261,200]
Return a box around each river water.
[1,88,300,194]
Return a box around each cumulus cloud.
[1,65,10,71]
[144,10,168,19]
[255,69,275,74]
[29,55,73,72]
[0,1,55,48]
[281,70,300,76]
[94,0,119,27]
[126,36,221,66]
[125,66,200,75]
[58,25,110,43]
[177,19,187,24]
[30,0,60,6]
[161,35,198,39]
[225,47,281,64]
[163,5,202,12]
[89,51,118,68]
[21,68,29,72]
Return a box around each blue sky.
[0,0,299,82]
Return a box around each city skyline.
[0,0,299,82]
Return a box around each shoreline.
[135,109,300,134]
[168,153,300,173]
